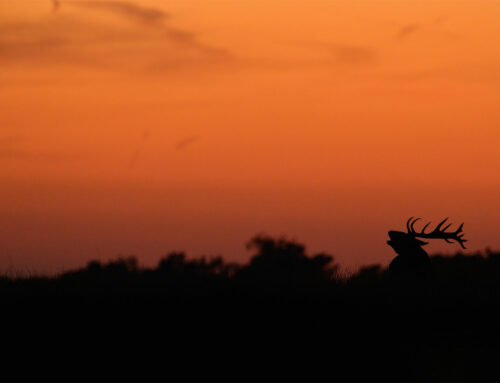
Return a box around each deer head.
[387,217,467,257]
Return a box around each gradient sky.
[1,0,500,273]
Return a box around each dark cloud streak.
[329,44,377,65]
[293,42,378,68]
[68,0,169,25]
[0,136,72,161]
[0,0,233,72]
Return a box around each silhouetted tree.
[237,235,338,290]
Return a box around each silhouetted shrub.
[236,235,338,291]
[86,260,102,272]
[104,256,138,273]
[354,264,383,281]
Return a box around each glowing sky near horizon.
[1,0,500,273]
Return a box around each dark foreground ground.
[2,236,500,381]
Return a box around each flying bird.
[396,24,419,40]
[175,136,199,150]
[52,0,60,12]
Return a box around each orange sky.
[1,0,499,273]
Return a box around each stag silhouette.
[387,217,467,276]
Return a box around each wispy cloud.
[328,44,377,66]
[67,0,169,25]
[0,0,233,73]
[284,42,377,69]
[0,135,70,161]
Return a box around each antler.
[406,217,467,249]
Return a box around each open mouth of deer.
[387,230,402,247]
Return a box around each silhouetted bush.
[237,235,338,292]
